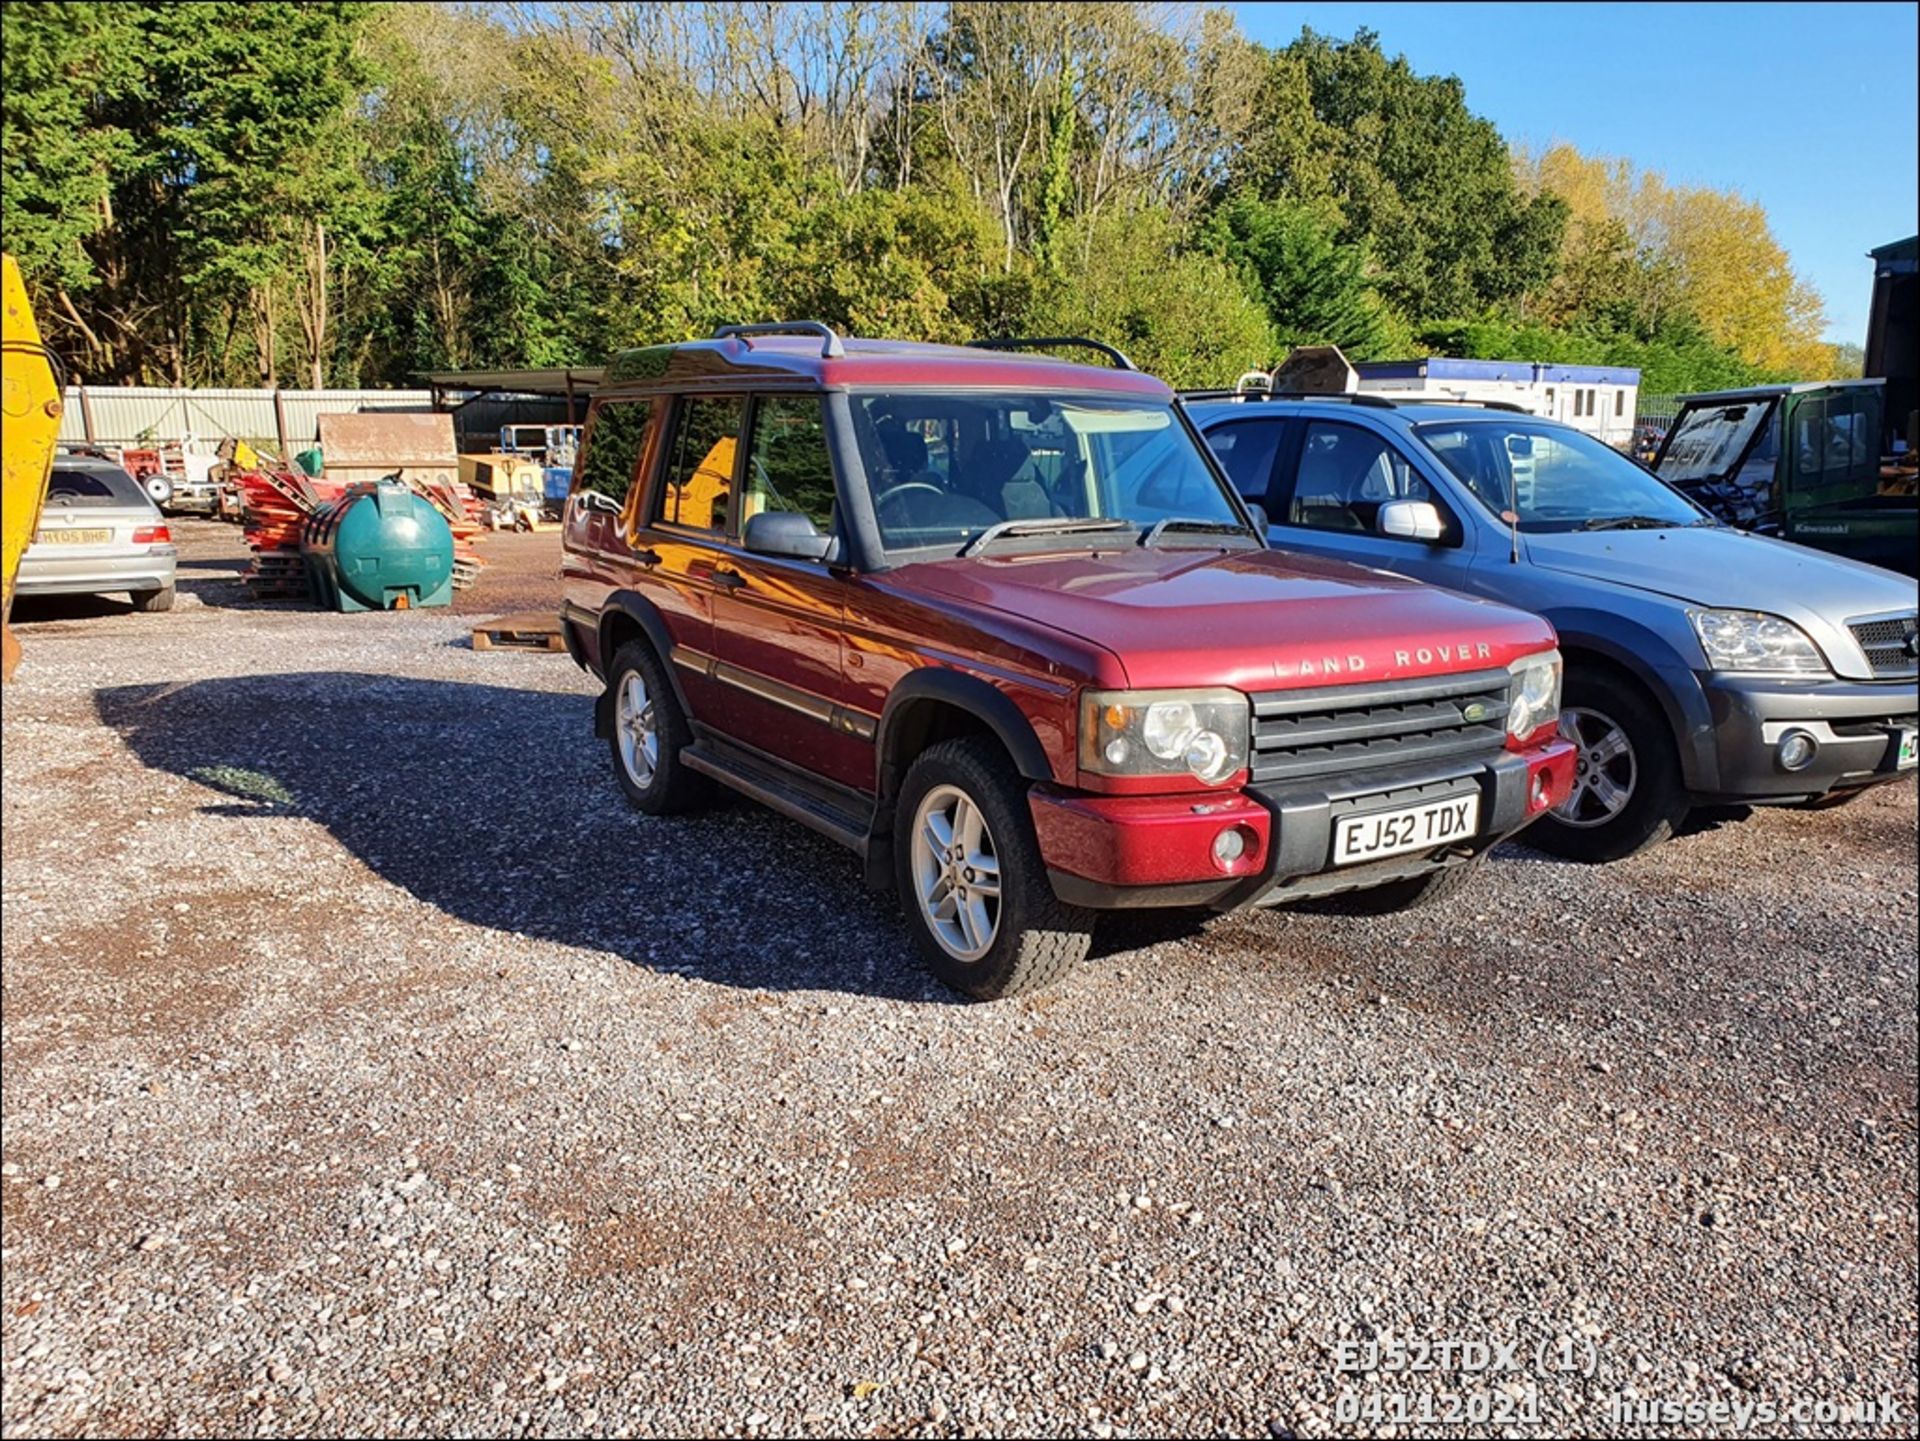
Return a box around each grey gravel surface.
[3,522,1917,1438]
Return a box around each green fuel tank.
[302,481,455,612]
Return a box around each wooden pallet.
[472,611,566,653]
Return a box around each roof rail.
[1412,397,1532,414]
[966,336,1137,371]
[1176,389,1399,410]
[712,321,844,359]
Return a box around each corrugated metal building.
[58,387,435,449]
[57,384,584,455]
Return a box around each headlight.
[1080,687,1249,785]
[1507,650,1562,739]
[1688,609,1828,674]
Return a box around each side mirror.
[1377,499,1446,542]
[1245,501,1269,534]
[743,510,835,562]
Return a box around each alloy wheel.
[615,670,658,787]
[1554,706,1637,827]
[910,783,1002,962]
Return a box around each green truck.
[1651,380,1917,576]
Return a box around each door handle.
[712,567,746,591]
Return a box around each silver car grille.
[1848,614,1919,678]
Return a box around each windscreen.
[849,392,1243,552]
[1419,421,1706,532]
[1655,400,1777,483]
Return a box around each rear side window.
[1792,392,1875,479]
[577,400,656,510]
[660,397,746,533]
[1206,419,1284,502]
[46,467,148,507]
[742,396,836,534]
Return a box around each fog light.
[1211,825,1253,870]
[1777,729,1817,772]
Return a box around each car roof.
[1183,395,1566,431]
[53,454,135,472]
[1676,379,1886,404]
[600,335,1171,399]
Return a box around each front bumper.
[1034,740,1576,911]
[14,547,177,598]
[1699,673,1917,802]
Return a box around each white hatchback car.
[17,458,179,612]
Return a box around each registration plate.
[1334,793,1481,866]
[35,528,112,546]
[1898,729,1917,771]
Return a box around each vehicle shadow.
[172,557,309,612]
[93,673,961,1003]
[12,593,138,621]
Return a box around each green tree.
[1025,205,1276,386]
[1206,195,1395,359]
[1232,28,1565,320]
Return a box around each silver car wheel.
[615,670,658,787]
[1554,706,1636,827]
[910,783,1002,963]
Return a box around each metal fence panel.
[1635,393,1682,427]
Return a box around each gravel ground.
[3,521,1916,1438]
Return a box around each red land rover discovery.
[560,324,1577,998]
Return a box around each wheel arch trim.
[593,591,694,740]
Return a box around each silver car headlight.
[1688,609,1828,674]
[1080,687,1249,785]
[1507,650,1562,739]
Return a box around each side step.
[682,740,873,856]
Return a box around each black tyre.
[131,585,176,613]
[894,736,1094,1000]
[1310,860,1481,915]
[604,640,712,815]
[1527,671,1690,863]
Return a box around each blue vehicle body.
[1189,393,1917,859]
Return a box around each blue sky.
[1228,2,1919,343]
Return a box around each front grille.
[1250,668,1511,785]
[1849,614,1919,677]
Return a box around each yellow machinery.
[458,451,547,530]
[2,254,63,680]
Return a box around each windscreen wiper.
[1138,517,1255,548]
[959,516,1133,556]
[1577,514,1681,532]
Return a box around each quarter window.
[743,396,837,534]
[660,396,746,532]
[575,400,656,510]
